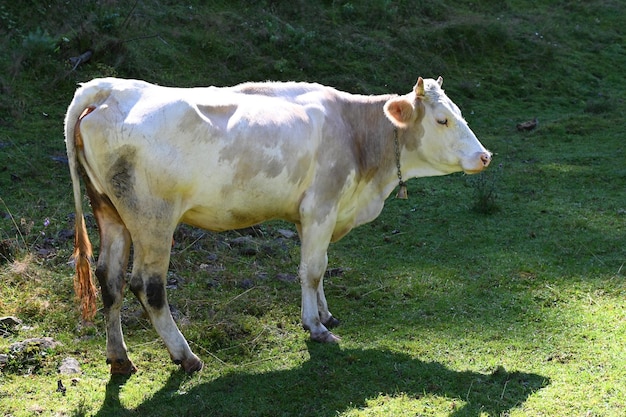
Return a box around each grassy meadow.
[1,1,625,416]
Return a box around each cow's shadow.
[92,343,548,417]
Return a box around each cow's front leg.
[297,220,340,343]
[300,256,339,342]
[317,279,340,329]
[129,238,203,373]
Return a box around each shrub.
[466,164,502,214]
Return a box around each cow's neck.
[338,94,413,228]
[344,94,408,194]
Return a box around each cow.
[65,76,491,374]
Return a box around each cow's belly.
[181,206,290,232]
[179,176,305,231]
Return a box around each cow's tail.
[65,90,98,323]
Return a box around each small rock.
[239,279,254,289]
[58,357,81,375]
[260,242,280,257]
[0,316,22,335]
[326,267,350,277]
[166,274,179,289]
[516,117,538,132]
[276,273,297,283]
[255,272,269,280]
[37,248,52,258]
[0,316,22,327]
[238,246,258,256]
[230,236,253,246]
[229,236,258,256]
[277,229,297,239]
[205,278,219,288]
[10,337,61,353]
[57,229,74,241]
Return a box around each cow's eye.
[437,118,448,126]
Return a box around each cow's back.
[71,78,333,231]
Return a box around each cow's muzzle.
[463,151,492,174]
[480,151,492,167]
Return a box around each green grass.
[1,0,626,416]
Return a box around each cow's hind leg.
[89,191,136,375]
[97,222,134,374]
[128,229,203,373]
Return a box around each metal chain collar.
[393,128,408,199]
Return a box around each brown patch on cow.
[220,141,285,186]
[402,99,425,152]
[94,258,126,313]
[340,95,396,183]
[218,116,313,187]
[146,275,166,310]
[95,265,114,310]
[85,168,128,229]
[107,145,138,208]
[84,180,130,313]
[129,274,144,298]
[129,273,166,311]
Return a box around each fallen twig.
[68,50,93,71]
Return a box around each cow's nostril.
[480,153,491,166]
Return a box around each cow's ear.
[437,76,443,87]
[384,97,414,128]
[414,77,425,98]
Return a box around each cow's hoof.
[108,358,138,375]
[322,316,341,329]
[176,356,204,374]
[311,330,341,343]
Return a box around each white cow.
[65,76,491,374]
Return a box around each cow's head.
[384,77,491,176]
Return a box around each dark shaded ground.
[92,343,548,417]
